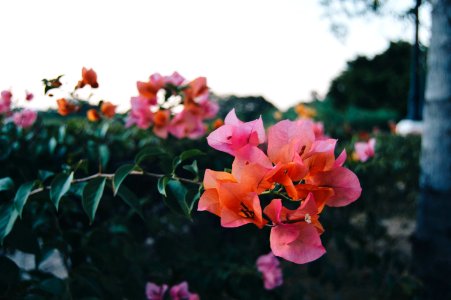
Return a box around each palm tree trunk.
[413,0,451,298]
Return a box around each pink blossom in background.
[145,282,168,300]
[169,282,200,300]
[0,90,12,114]
[169,109,206,139]
[256,252,283,290]
[126,97,154,129]
[354,138,376,162]
[25,91,34,101]
[12,109,37,128]
[164,71,186,86]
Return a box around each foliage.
[327,41,426,117]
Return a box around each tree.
[326,41,420,117]
[413,0,451,298]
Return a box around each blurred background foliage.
[0,40,423,299]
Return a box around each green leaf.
[182,160,199,179]
[82,177,107,224]
[0,204,19,244]
[50,172,74,211]
[37,278,66,296]
[0,177,14,192]
[172,149,204,170]
[166,180,190,218]
[116,185,144,220]
[48,137,57,155]
[98,144,110,169]
[157,176,170,197]
[13,181,36,218]
[58,125,66,143]
[135,146,166,165]
[38,170,55,182]
[113,164,136,196]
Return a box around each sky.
[0,0,431,111]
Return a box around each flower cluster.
[199,109,362,264]
[1,89,37,128]
[256,252,283,290]
[53,67,117,121]
[126,72,218,139]
[146,281,199,300]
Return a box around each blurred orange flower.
[87,109,101,122]
[100,101,116,118]
[57,98,79,116]
[77,67,99,89]
[295,104,316,119]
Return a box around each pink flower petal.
[270,222,326,264]
[307,167,362,207]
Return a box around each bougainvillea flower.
[164,71,185,86]
[256,252,283,290]
[76,67,99,89]
[264,195,325,264]
[137,73,165,105]
[169,108,206,139]
[126,97,154,129]
[0,90,12,114]
[302,139,338,175]
[25,91,34,101]
[183,77,209,105]
[152,109,171,138]
[12,109,37,128]
[267,119,315,165]
[207,109,265,157]
[169,282,199,300]
[294,184,334,212]
[199,164,268,228]
[212,118,224,130]
[87,109,101,122]
[100,101,116,118]
[198,169,237,216]
[354,138,376,162]
[145,282,168,300]
[56,98,79,116]
[306,167,362,207]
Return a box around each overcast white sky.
[0,0,430,111]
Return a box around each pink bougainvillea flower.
[126,97,154,129]
[152,109,171,139]
[25,91,34,101]
[207,109,265,157]
[12,109,37,128]
[137,73,165,105]
[354,138,376,162]
[164,71,185,86]
[263,194,326,264]
[256,252,283,290]
[169,282,200,300]
[267,119,315,165]
[76,67,99,89]
[145,282,168,300]
[0,90,12,114]
[302,139,338,175]
[306,167,362,207]
[169,108,206,139]
[183,77,209,105]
